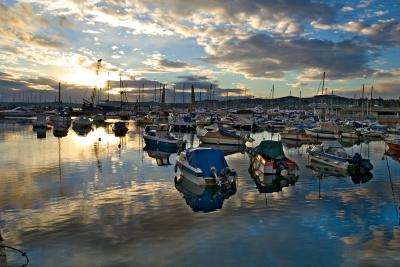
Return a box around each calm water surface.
[0,119,399,267]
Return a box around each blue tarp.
[186,148,228,177]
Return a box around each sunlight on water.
[0,120,399,266]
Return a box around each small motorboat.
[339,125,361,139]
[385,138,400,153]
[33,114,48,128]
[0,107,36,117]
[198,127,250,146]
[280,127,311,141]
[72,116,92,129]
[93,114,106,124]
[307,141,373,173]
[305,128,339,139]
[168,113,195,131]
[175,147,237,187]
[144,124,185,152]
[249,140,299,177]
[112,121,128,136]
[359,127,386,139]
[305,121,339,139]
[136,115,153,125]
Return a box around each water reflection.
[248,164,298,193]
[174,175,236,212]
[308,161,374,184]
[143,146,172,166]
[73,126,93,136]
[0,121,399,266]
[34,127,47,139]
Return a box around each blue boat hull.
[144,138,179,152]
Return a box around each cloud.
[0,2,65,49]
[204,34,373,80]
[311,19,400,47]
[142,53,193,73]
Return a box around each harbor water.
[0,119,399,267]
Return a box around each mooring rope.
[0,245,29,267]
[385,155,400,225]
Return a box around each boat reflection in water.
[174,175,236,212]
[34,127,47,139]
[198,143,244,156]
[308,161,373,184]
[72,126,92,137]
[143,145,173,166]
[249,163,298,193]
[53,127,69,138]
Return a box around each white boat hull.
[305,129,338,139]
[309,155,349,171]
[198,136,244,145]
[280,133,310,141]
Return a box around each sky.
[0,0,399,103]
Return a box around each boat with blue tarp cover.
[175,147,237,187]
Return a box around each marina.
[1,0,399,266]
[0,114,399,266]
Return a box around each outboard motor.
[210,167,221,186]
[352,153,363,165]
[221,167,232,184]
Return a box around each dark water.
[0,120,399,267]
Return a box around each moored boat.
[385,138,400,153]
[72,116,92,129]
[112,121,128,136]
[33,114,48,128]
[175,147,237,187]
[0,107,36,117]
[144,124,185,152]
[198,127,250,146]
[307,141,373,174]
[280,127,311,141]
[249,140,299,177]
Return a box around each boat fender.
[280,169,288,177]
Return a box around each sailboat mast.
[107,72,110,101]
[58,81,61,111]
[361,84,365,122]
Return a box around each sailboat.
[52,82,71,136]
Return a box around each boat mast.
[107,72,110,102]
[361,84,364,122]
[58,81,61,112]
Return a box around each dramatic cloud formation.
[0,0,399,99]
